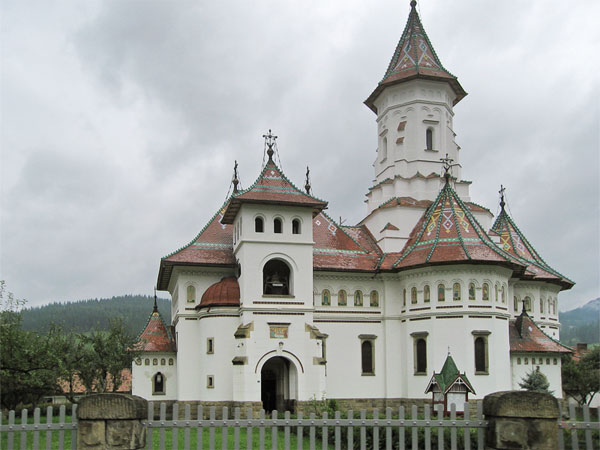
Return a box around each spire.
[365,1,466,112]
[153,288,158,313]
[232,160,239,193]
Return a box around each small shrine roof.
[491,207,573,289]
[392,180,525,271]
[198,277,240,309]
[509,310,572,354]
[365,1,466,113]
[135,302,176,353]
[425,354,475,395]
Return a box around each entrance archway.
[260,356,297,412]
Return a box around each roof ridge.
[512,312,573,353]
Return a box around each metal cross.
[263,129,278,161]
[499,185,506,210]
[232,160,239,193]
[305,166,311,194]
[440,153,457,182]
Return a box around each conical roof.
[221,160,327,224]
[365,1,466,113]
[136,302,176,352]
[393,180,525,271]
[491,207,573,289]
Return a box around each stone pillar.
[77,393,147,450]
[483,391,559,450]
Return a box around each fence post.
[76,393,147,449]
[482,391,559,450]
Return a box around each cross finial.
[153,288,158,313]
[448,346,451,356]
[410,0,417,8]
[263,129,278,162]
[440,153,454,183]
[499,185,506,211]
[232,160,239,193]
[305,166,311,194]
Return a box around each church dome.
[199,277,240,308]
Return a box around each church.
[131,1,573,412]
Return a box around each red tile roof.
[491,208,573,289]
[136,305,176,352]
[365,1,466,113]
[221,161,327,224]
[392,181,525,271]
[59,369,131,394]
[198,277,240,309]
[510,311,572,354]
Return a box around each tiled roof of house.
[365,0,466,113]
[491,206,573,289]
[392,180,525,271]
[425,354,475,395]
[59,369,131,394]
[221,160,327,224]
[509,310,572,354]
[198,277,240,309]
[136,302,176,352]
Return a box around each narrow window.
[540,298,544,314]
[207,338,214,354]
[546,358,550,365]
[403,289,406,306]
[381,136,388,160]
[187,285,196,303]
[354,290,363,306]
[338,290,347,306]
[370,290,379,307]
[495,285,499,302]
[144,358,150,366]
[153,372,165,394]
[322,289,331,306]
[482,283,489,301]
[453,283,461,301]
[553,358,557,365]
[361,341,374,375]
[274,218,282,234]
[438,284,445,302]
[292,219,301,235]
[411,287,417,304]
[501,286,506,303]
[474,337,487,373]
[207,375,214,388]
[168,358,174,366]
[514,296,519,312]
[416,339,427,374]
[135,358,142,366]
[524,357,528,364]
[153,358,158,366]
[426,128,433,150]
[160,358,166,365]
[524,296,532,312]
[255,217,264,233]
[424,285,430,303]
[517,358,521,365]
[469,283,476,300]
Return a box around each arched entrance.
[260,356,297,412]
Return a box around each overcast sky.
[1,0,598,311]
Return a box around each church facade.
[132,2,573,411]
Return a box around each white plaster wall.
[511,281,561,339]
[510,353,563,398]
[132,352,177,400]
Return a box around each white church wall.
[132,352,177,401]
[174,317,203,401]
[512,281,561,339]
[511,353,563,398]
[171,268,233,315]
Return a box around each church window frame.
[540,298,545,314]
[412,332,428,375]
[424,285,430,303]
[482,283,489,301]
[468,282,476,300]
[411,287,417,304]
[514,296,519,312]
[292,218,301,235]
[255,216,264,233]
[501,285,506,303]
[354,290,363,306]
[207,338,214,354]
[273,217,283,234]
[135,358,142,366]
[144,358,150,366]
[517,357,521,365]
[152,372,166,395]
[437,284,445,302]
[453,282,461,301]
[160,358,166,365]
[381,136,388,161]
[472,331,490,375]
[403,289,406,306]
[426,127,434,151]
[359,334,377,376]
[524,296,532,312]
[187,285,196,303]
[321,289,331,306]
[207,375,215,389]
[494,284,499,302]
[168,358,174,366]
[153,358,158,366]
[338,289,347,306]
[370,290,379,307]
[263,258,292,296]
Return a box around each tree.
[519,367,553,394]
[562,347,600,406]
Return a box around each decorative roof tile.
[365,1,466,112]
[510,310,572,354]
[198,277,240,309]
[136,303,176,353]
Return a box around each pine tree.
[519,367,553,394]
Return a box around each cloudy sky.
[1,0,598,310]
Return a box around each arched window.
[361,340,374,375]
[424,285,430,303]
[524,296,532,312]
[381,136,388,160]
[501,286,506,303]
[273,218,282,234]
[474,337,487,373]
[438,284,445,302]
[255,217,264,233]
[411,287,417,304]
[540,298,544,314]
[354,290,363,306]
[416,339,427,374]
[168,358,174,365]
[403,289,406,306]
[469,283,476,300]
[514,296,519,312]
[426,128,433,150]
[153,358,158,366]
[322,289,330,306]
[160,358,165,365]
[495,285,499,302]
[263,259,290,295]
[482,283,489,301]
[292,219,301,235]
[187,285,195,303]
[338,290,347,306]
[144,358,150,366]
[370,290,379,307]
[153,372,165,395]
[453,283,461,301]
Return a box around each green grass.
[0,413,75,449]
